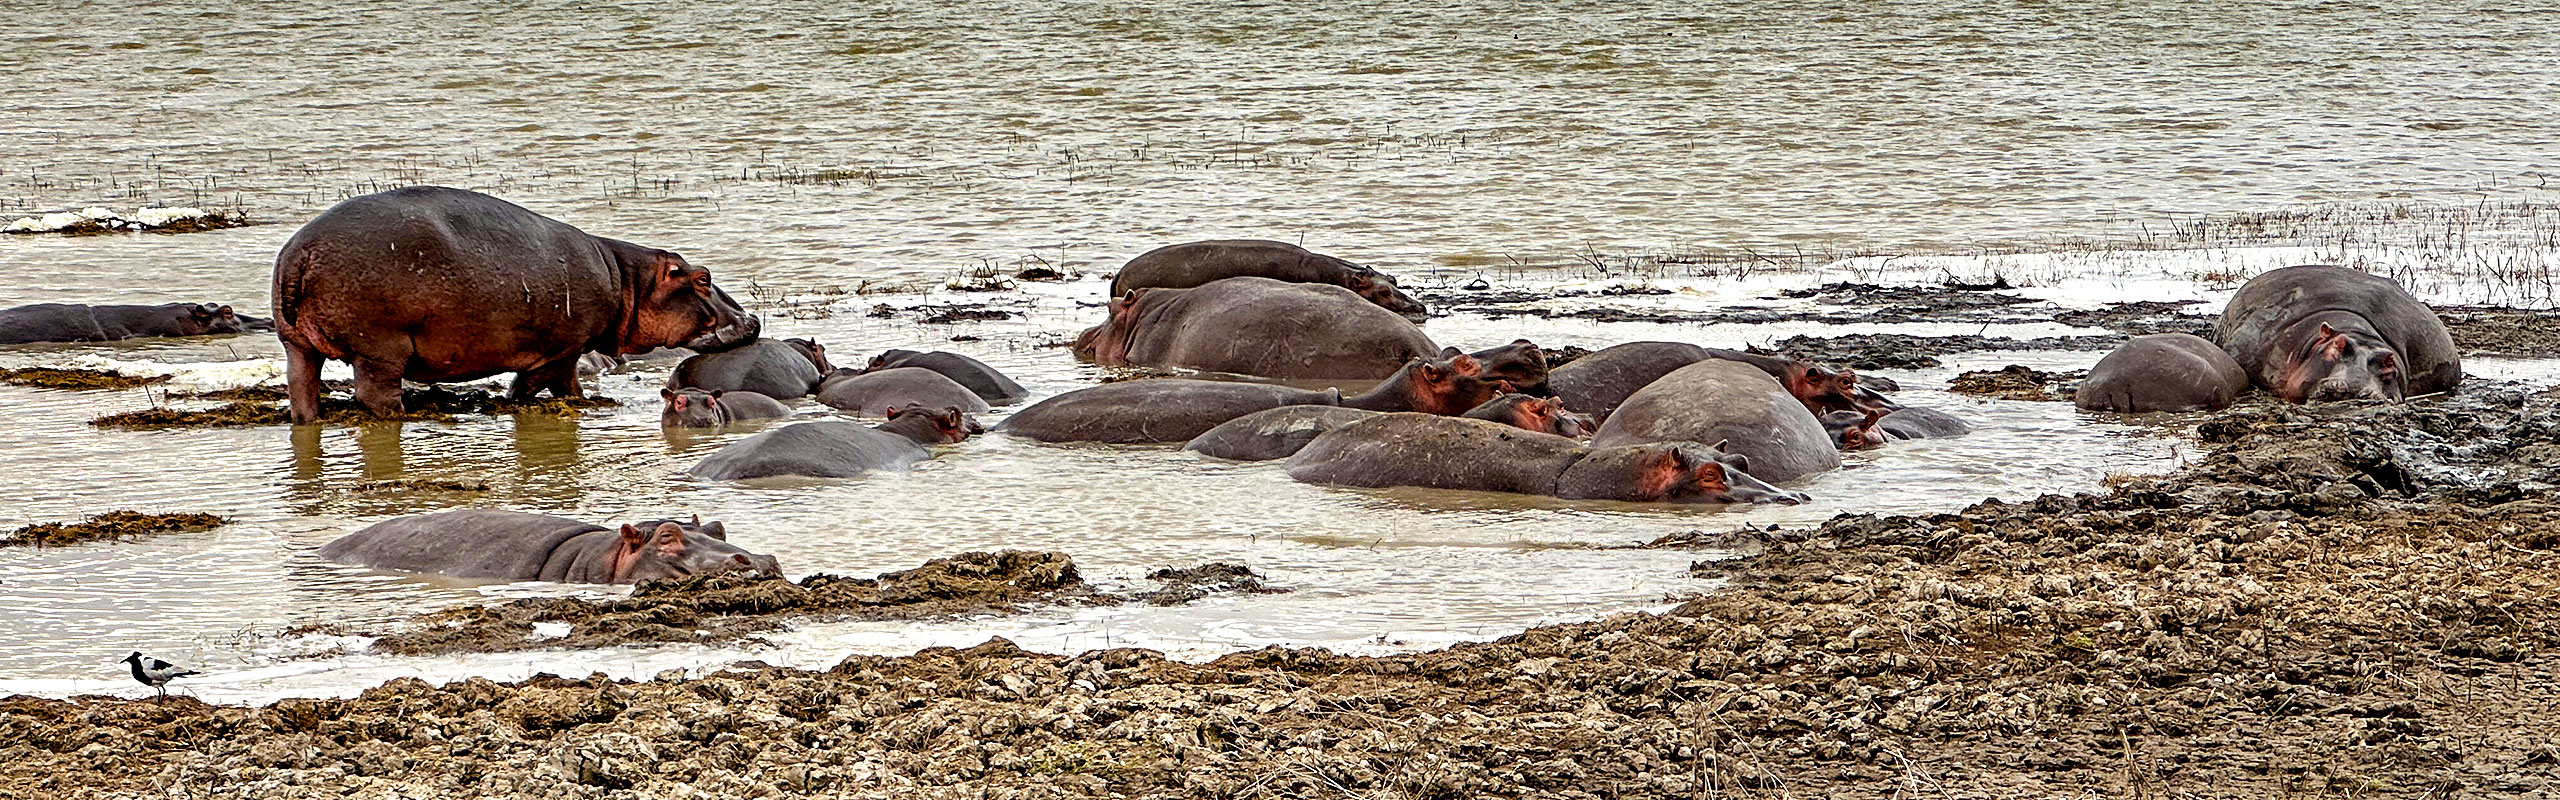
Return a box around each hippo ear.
[216,304,233,316]
[661,388,678,403]
[1348,274,1374,290]
[651,522,688,557]
[1417,361,1447,381]
[619,524,646,548]
[706,392,721,407]
[1448,354,1483,376]
[1440,346,1463,358]
[699,520,726,541]
[1724,452,1752,474]
[2317,323,2351,359]
[1710,438,1731,453]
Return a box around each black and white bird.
[121,652,199,699]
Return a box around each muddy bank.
[90,387,618,429]
[1,512,223,548]
[1946,365,2082,401]
[10,389,2560,797]
[0,367,171,391]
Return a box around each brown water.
[1,0,2554,689]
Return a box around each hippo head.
[1448,340,1550,396]
[1821,409,1888,451]
[1391,354,1507,415]
[180,303,243,336]
[782,338,833,374]
[1781,361,1866,416]
[661,387,726,428]
[1072,292,1148,365]
[1342,266,1427,318]
[879,403,975,444]
[608,518,781,584]
[2286,322,2405,402]
[1561,442,1807,505]
[863,349,923,374]
[1465,394,1597,437]
[620,246,761,354]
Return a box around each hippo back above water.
[0,302,246,344]
[273,186,761,422]
[2076,333,2249,413]
[997,355,1501,445]
[1285,413,1803,505]
[861,350,1026,404]
[1111,240,1425,317]
[1074,277,1438,381]
[1589,358,1840,483]
[689,405,971,480]
[2212,265,2458,403]
[316,509,779,585]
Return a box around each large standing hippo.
[661,388,793,428]
[814,367,990,415]
[670,337,830,400]
[0,302,246,344]
[1074,277,1437,381]
[1589,359,1840,483]
[1183,392,1591,462]
[316,509,780,585]
[1110,239,1425,317]
[1286,413,1804,504]
[858,350,1026,404]
[272,186,760,422]
[2076,333,2249,412]
[689,404,971,480]
[2213,265,2459,402]
[997,355,1500,444]
[1445,340,1551,395]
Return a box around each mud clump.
[1947,364,2081,401]
[90,401,291,429]
[2053,299,2216,336]
[0,367,171,391]
[319,551,1098,657]
[1135,563,1289,606]
[2440,305,2560,358]
[3,511,223,547]
[89,387,617,429]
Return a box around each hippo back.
[1122,277,1436,380]
[1287,413,1586,495]
[868,350,1026,404]
[690,420,930,480]
[1588,359,1839,483]
[1877,406,1974,439]
[317,510,603,581]
[671,339,824,399]
[1185,405,1381,461]
[2213,265,2459,395]
[2075,333,2247,413]
[1548,341,1710,420]
[816,367,991,415]
[995,378,1339,444]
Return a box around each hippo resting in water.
[671,338,831,400]
[1823,406,1973,449]
[1287,413,1804,504]
[272,186,761,422]
[2213,265,2459,403]
[0,302,247,344]
[1186,393,1596,461]
[689,404,971,480]
[996,354,1502,444]
[2075,333,2249,412]
[1549,341,1873,422]
[1075,277,1438,381]
[857,350,1026,404]
[661,387,793,428]
[1445,340,1551,396]
[1590,359,1839,483]
[1111,240,1426,317]
[317,509,779,585]
[815,367,990,415]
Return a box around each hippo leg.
[284,341,325,424]
[350,359,406,417]
[510,356,582,401]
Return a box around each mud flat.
[8,385,2560,797]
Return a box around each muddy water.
[3,0,2557,693]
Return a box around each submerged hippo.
[0,302,247,344]
[860,350,1026,404]
[689,404,971,480]
[661,387,793,428]
[1183,392,1591,461]
[2213,265,2459,403]
[273,186,760,422]
[998,355,1501,444]
[1286,413,1804,504]
[1590,359,1840,483]
[1820,410,1889,450]
[2076,333,2249,412]
[316,509,779,585]
[815,366,990,415]
[1110,239,1425,317]
[1447,340,1551,395]
[670,337,830,400]
[1075,277,1437,381]
[1825,405,1972,449]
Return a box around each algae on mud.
[87,388,619,429]
[0,367,171,391]
[2,511,224,548]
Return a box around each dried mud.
[11,386,2560,797]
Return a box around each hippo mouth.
[685,313,762,353]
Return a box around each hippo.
[0,302,246,344]
[814,367,990,415]
[998,354,1501,444]
[1110,239,1425,317]
[1550,342,1873,422]
[1589,359,1840,483]
[859,349,1026,404]
[1183,392,1590,462]
[1074,277,1437,381]
[661,387,793,428]
[1285,413,1804,504]
[1820,409,1889,450]
[1877,407,1971,439]
[273,186,760,422]
[2213,265,2459,402]
[1445,340,1550,395]
[670,337,830,400]
[2076,333,2250,412]
[689,404,971,480]
[315,509,780,585]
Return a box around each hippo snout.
[687,312,762,353]
[1752,490,1810,505]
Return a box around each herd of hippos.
[7,186,2463,587]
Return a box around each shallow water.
[3,1,2558,698]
